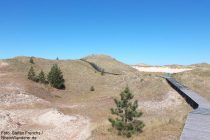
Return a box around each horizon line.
[1,55,209,66]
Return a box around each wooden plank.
[163,77,210,140]
[180,112,210,140]
[165,77,210,108]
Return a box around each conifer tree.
[109,86,144,138]
[28,66,37,81]
[38,70,47,84]
[101,69,105,76]
[47,64,65,89]
[30,57,34,64]
[90,86,95,91]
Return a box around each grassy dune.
[175,64,210,101]
[2,55,192,140]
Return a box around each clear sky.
[0,0,209,65]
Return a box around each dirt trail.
[0,62,91,140]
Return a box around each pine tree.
[90,86,95,91]
[101,69,105,76]
[38,70,47,84]
[30,57,34,64]
[47,64,65,89]
[109,86,144,138]
[28,66,37,81]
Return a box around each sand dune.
[133,66,192,73]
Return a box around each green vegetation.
[28,66,38,82]
[29,57,34,64]
[109,86,144,138]
[164,73,172,77]
[38,70,48,84]
[47,64,65,89]
[101,69,105,76]
[27,64,65,89]
[90,86,95,91]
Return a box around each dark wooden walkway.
[164,76,210,140]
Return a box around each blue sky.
[0,0,209,65]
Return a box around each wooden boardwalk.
[164,77,210,140]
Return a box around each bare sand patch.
[0,90,49,106]
[133,66,192,73]
[0,73,7,77]
[0,109,91,140]
[0,83,50,106]
[139,91,183,112]
[0,61,9,67]
[58,104,86,109]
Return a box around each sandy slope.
[0,62,91,140]
[139,91,183,112]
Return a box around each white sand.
[139,91,183,112]
[37,109,77,126]
[0,62,9,67]
[0,109,91,140]
[0,82,49,106]
[133,66,192,73]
